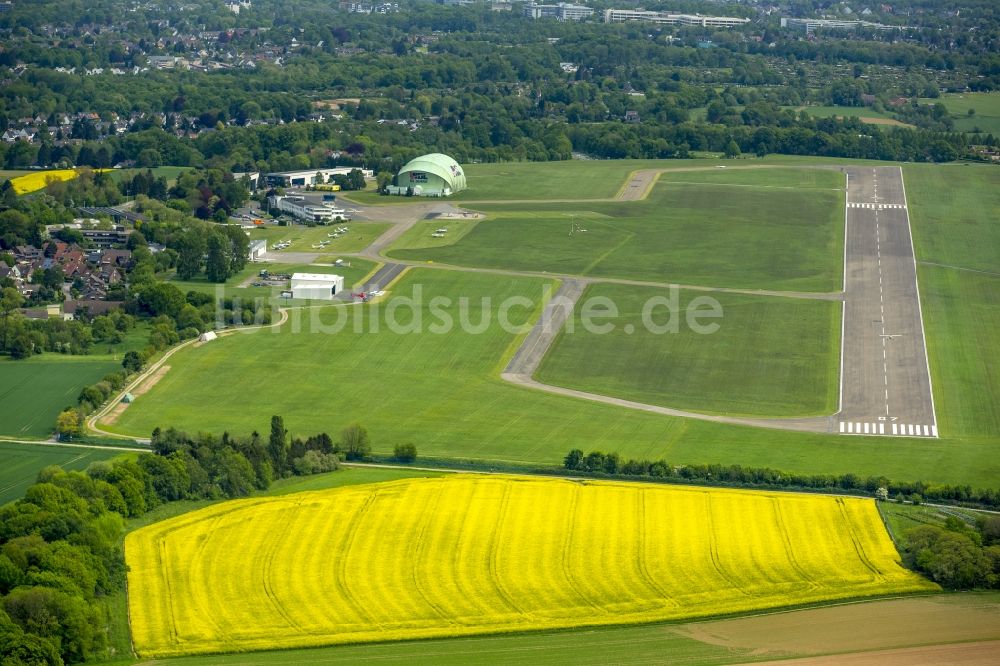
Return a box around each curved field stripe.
[635,489,679,607]
[771,498,821,590]
[332,490,380,625]
[126,476,937,659]
[837,498,884,580]
[703,493,753,596]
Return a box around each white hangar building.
[290,273,344,300]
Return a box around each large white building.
[780,17,897,32]
[604,9,749,28]
[268,195,349,223]
[385,153,467,197]
[523,3,594,21]
[265,167,375,188]
[290,273,344,300]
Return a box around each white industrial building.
[779,17,897,32]
[248,239,267,261]
[268,195,349,223]
[290,273,344,300]
[604,9,749,28]
[265,167,375,188]
[523,2,593,20]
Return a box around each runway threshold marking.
[841,421,936,437]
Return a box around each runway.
[836,167,937,437]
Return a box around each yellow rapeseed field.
[125,475,937,658]
[9,169,80,195]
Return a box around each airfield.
[92,158,1000,488]
[10,156,995,665]
[198,164,935,439]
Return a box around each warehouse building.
[604,9,749,28]
[523,2,593,20]
[290,273,344,300]
[385,153,467,197]
[268,195,348,223]
[265,167,374,188]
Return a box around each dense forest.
[0,0,997,172]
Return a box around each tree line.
[562,449,1000,510]
[0,416,369,665]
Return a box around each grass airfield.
[538,285,841,417]
[389,168,844,292]
[103,160,1000,487]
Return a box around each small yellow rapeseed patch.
[9,169,80,195]
[125,476,936,658]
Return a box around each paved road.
[837,167,937,438]
[503,279,588,379]
[360,262,407,292]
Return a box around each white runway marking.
[846,202,906,210]
[839,421,937,437]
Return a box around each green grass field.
[918,92,1000,135]
[109,166,189,186]
[903,165,1000,445]
[390,169,844,291]
[878,501,982,543]
[389,218,481,251]
[537,285,840,417]
[904,166,1000,275]
[170,258,377,304]
[0,169,32,183]
[655,166,842,190]
[0,355,123,438]
[249,222,391,255]
[107,265,1000,486]
[0,442,122,505]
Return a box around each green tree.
[205,231,231,283]
[905,525,993,589]
[725,139,741,157]
[1,287,24,351]
[340,423,371,461]
[55,409,83,440]
[174,230,206,280]
[176,303,204,333]
[564,449,584,470]
[268,415,289,476]
[393,443,417,463]
[122,350,144,373]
